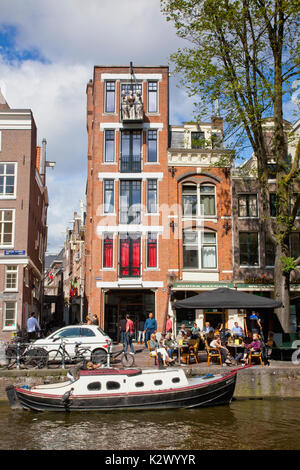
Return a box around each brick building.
[0,91,48,341]
[84,65,240,339]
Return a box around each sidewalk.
[119,343,295,372]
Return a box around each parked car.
[32,325,113,363]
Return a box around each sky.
[0,0,298,254]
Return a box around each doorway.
[104,290,155,342]
[204,309,228,329]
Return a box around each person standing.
[166,315,173,334]
[144,312,157,349]
[249,311,262,334]
[92,314,98,325]
[119,316,127,344]
[124,314,135,355]
[26,312,41,341]
[137,318,145,344]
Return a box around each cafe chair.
[205,340,223,366]
[188,339,200,364]
[147,340,158,366]
[248,350,264,366]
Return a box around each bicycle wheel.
[75,347,91,363]
[23,348,48,369]
[4,349,17,369]
[46,350,63,369]
[121,353,135,367]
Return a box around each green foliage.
[280,256,299,274]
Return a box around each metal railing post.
[16,342,21,370]
[61,342,66,369]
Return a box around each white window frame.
[103,179,115,215]
[146,129,159,164]
[0,162,17,199]
[147,80,159,114]
[237,193,258,218]
[183,230,218,270]
[5,265,18,292]
[3,301,17,330]
[182,183,216,218]
[104,80,116,114]
[0,208,15,248]
[104,129,116,164]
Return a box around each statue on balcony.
[136,90,143,119]
[127,90,136,119]
[121,90,130,119]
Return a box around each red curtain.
[147,237,157,267]
[104,238,113,267]
[132,238,141,276]
[120,238,129,276]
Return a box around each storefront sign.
[4,250,26,256]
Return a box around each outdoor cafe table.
[227,341,245,359]
[174,342,190,365]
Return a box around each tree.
[161,0,300,331]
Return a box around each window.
[182,184,197,216]
[104,130,115,162]
[103,233,113,268]
[120,180,141,224]
[121,83,142,96]
[0,163,16,197]
[135,382,144,388]
[239,232,259,266]
[238,194,258,217]
[120,130,142,172]
[183,230,217,269]
[147,130,157,162]
[80,328,96,337]
[147,233,157,268]
[148,81,158,113]
[290,233,300,260]
[87,382,101,391]
[0,209,14,246]
[191,131,205,149]
[182,184,216,217]
[172,377,180,383]
[154,380,163,386]
[5,265,18,291]
[265,236,275,266]
[119,233,141,277]
[55,327,81,338]
[201,232,217,269]
[106,381,121,390]
[200,185,216,216]
[3,301,17,329]
[103,180,114,214]
[147,179,157,213]
[105,81,115,113]
[269,193,277,217]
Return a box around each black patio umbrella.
[172,287,282,310]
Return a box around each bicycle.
[4,336,48,369]
[93,343,135,368]
[46,338,92,369]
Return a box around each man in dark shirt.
[144,312,157,349]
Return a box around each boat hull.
[8,372,237,412]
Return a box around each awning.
[172,287,282,310]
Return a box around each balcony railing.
[120,154,141,173]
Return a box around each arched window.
[182,183,216,217]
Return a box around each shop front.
[104,289,155,342]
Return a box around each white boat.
[6,366,242,412]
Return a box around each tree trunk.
[274,243,290,333]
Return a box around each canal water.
[0,399,299,450]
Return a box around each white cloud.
[0,0,198,252]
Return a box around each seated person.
[178,324,188,337]
[150,333,175,366]
[231,322,245,338]
[217,323,231,344]
[206,330,215,346]
[191,322,201,339]
[163,333,177,358]
[210,334,232,366]
[202,322,214,339]
[242,333,261,364]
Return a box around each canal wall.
[0,366,300,401]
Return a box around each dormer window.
[191,131,205,149]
